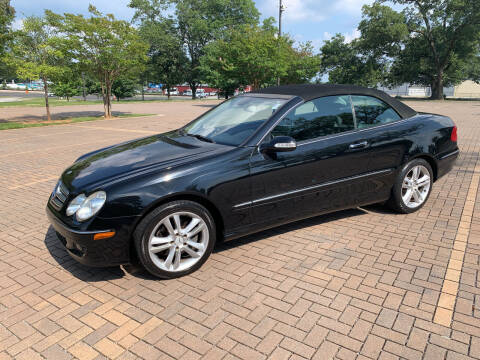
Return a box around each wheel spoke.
[151,236,171,246]
[183,218,201,234]
[403,188,413,204]
[150,243,172,254]
[415,189,424,202]
[187,240,204,251]
[173,214,182,232]
[412,188,421,203]
[173,248,180,270]
[162,219,175,236]
[183,246,200,258]
[412,166,420,180]
[187,223,205,238]
[402,181,410,189]
[164,246,176,268]
[417,175,430,188]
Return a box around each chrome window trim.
[257,95,413,148]
[234,168,394,209]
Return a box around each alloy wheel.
[147,211,209,272]
[401,165,431,209]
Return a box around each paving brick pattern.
[0,100,479,359]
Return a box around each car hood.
[61,132,229,191]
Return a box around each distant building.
[377,81,480,99]
[450,80,480,99]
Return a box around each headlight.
[66,194,86,216]
[66,191,106,222]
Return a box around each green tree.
[130,0,259,99]
[13,14,65,121]
[176,0,259,98]
[112,77,137,101]
[0,0,15,84]
[360,0,480,99]
[60,6,148,118]
[0,0,14,56]
[53,80,80,101]
[137,18,187,100]
[282,42,321,85]
[201,20,318,92]
[320,34,385,87]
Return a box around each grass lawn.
[0,96,219,108]
[0,113,154,130]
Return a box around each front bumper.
[46,206,134,267]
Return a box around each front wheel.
[134,200,216,279]
[388,159,433,214]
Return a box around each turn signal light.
[451,126,457,142]
[93,231,116,241]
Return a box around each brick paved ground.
[0,100,479,359]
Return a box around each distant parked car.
[196,89,209,98]
[47,84,458,279]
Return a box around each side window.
[271,95,355,142]
[351,96,401,129]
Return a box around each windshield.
[183,96,289,146]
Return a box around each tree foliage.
[360,0,480,98]
[201,19,319,93]
[53,81,80,101]
[59,6,148,118]
[320,35,387,87]
[112,77,137,101]
[13,14,65,120]
[137,18,187,99]
[0,0,14,55]
[130,0,259,98]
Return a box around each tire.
[133,200,216,279]
[388,159,434,214]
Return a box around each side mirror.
[260,136,297,153]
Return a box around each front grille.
[50,181,70,211]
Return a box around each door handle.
[349,141,368,150]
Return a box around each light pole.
[277,0,285,86]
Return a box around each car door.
[348,95,408,205]
[246,95,379,228]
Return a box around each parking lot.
[0,99,479,359]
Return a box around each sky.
[11,0,374,49]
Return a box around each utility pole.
[277,0,285,86]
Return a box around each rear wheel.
[134,201,216,279]
[388,159,433,214]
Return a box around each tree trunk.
[142,81,145,101]
[190,83,197,100]
[106,80,112,118]
[101,81,108,118]
[430,71,444,100]
[82,73,86,101]
[42,77,51,121]
[167,86,171,100]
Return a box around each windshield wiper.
[186,133,215,143]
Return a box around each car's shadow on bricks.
[44,205,394,281]
[44,226,128,282]
[214,205,394,253]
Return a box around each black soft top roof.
[252,84,417,119]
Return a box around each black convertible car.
[47,84,459,278]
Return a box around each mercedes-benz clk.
[47,84,459,279]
